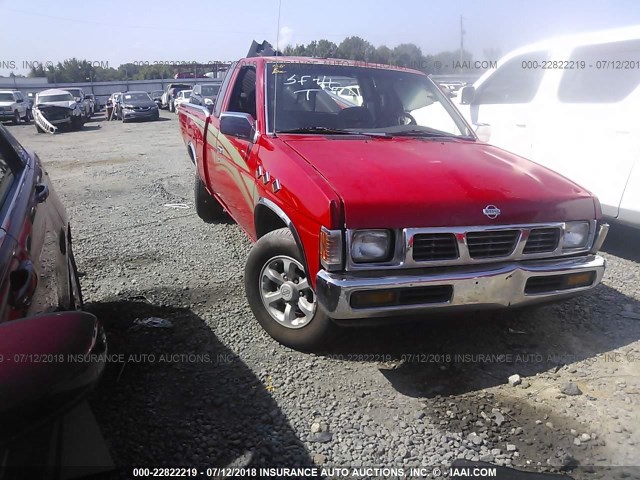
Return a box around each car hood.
[36,101,77,109]
[0,101,14,107]
[282,136,596,228]
[122,100,156,108]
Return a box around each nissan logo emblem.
[483,205,501,219]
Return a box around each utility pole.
[460,15,465,72]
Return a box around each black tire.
[153,111,160,121]
[68,243,84,310]
[245,228,335,351]
[12,111,20,125]
[194,173,225,222]
[169,100,174,113]
[35,123,44,133]
[71,117,83,131]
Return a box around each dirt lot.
[7,111,640,479]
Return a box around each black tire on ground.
[169,100,174,113]
[35,123,44,133]
[68,242,84,310]
[194,173,225,222]
[245,228,335,351]
[71,117,83,131]
[153,111,160,121]
[12,111,20,125]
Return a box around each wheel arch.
[255,197,309,273]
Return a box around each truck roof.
[239,56,426,76]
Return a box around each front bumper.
[0,111,15,120]
[316,255,606,319]
[122,109,157,120]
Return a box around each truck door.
[531,39,640,219]
[211,65,259,230]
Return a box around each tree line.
[26,37,500,82]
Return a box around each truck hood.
[0,101,14,107]
[282,137,596,228]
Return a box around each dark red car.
[179,56,609,350]
[0,124,106,471]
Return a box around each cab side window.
[0,134,21,209]
[474,51,548,104]
[227,66,257,119]
[213,62,237,118]
[558,40,640,103]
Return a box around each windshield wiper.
[277,127,391,138]
[390,129,463,139]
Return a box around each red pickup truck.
[178,56,609,350]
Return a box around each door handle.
[9,261,37,309]
[217,145,224,155]
[35,183,49,203]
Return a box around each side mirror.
[475,123,491,143]
[220,112,256,141]
[460,86,475,105]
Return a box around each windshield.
[122,92,151,102]
[180,91,192,98]
[0,93,14,102]
[266,63,472,137]
[38,93,74,102]
[201,85,220,97]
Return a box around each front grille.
[412,233,458,261]
[466,230,519,258]
[524,228,560,254]
[133,106,151,111]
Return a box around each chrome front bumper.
[316,255,606,320]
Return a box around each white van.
[458,26,640,228]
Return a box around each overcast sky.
[1,0,639,75]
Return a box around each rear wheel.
[169,100,175,113]
[245,228,335,350]
[35,123,44,133]
[12,111,20,125]
[194,173,225,222]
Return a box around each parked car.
[334,84,363,106]
[0,90,30,125]
[85,93,99,112]
[162,83,191,112]
[63,87,92,119]
[149,90,164,109]
[179,53,609,350]
[458,25,640,228]
[32,89,84,133]
[173,90,192,112]
[190,83,221,111]
[117,91,160,122]
[0,124,106,472]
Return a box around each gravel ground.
[6,111,640,479]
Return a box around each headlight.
[563,221,591,249]
[351,230,392,263]
[204,98,213,105]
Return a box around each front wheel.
[12,111,20,125]
[245,228,335,350]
